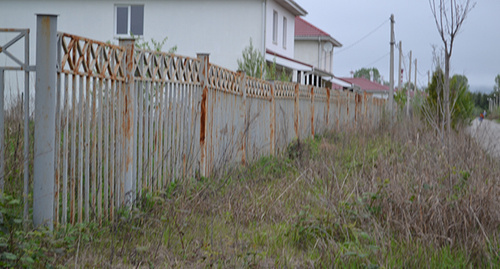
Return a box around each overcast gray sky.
[298,0,499,93]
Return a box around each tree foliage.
[134,36,177,53]
[237,39,266,79]
[353,68,381,83]
[494,74,500,92]
[425,69,474,129]
[470,92,490,111]
[237,39,291,82]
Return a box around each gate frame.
[0,27,34,227]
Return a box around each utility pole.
[428,70,430,86]
[389,14,395,120]
[407,50,412,116]
[398,41,402,100]
[414,59,417,94]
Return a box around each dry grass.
[53,115,500,268]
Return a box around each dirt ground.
[468,118,500,158]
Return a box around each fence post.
[310,86,315,137]
[294,83,299,140]
[197,53,209,177]
[33,14,58,229]
[237,70,247,165]
[0,69,4,195]
[326,88,330,128]
[119,38,135,206]
[270,82,275,156]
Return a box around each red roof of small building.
[295,16,331,37]
[337,77,390,92]
[330,82,343,90]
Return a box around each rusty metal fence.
[53,33,385,227]
[3,15,386,228]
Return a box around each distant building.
[294,16,342,87]
[337,77,390,99]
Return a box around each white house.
[294,16,342,87]
[1,0,314,81]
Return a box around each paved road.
[467,118,500,158]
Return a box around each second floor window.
[273,10,278,44]
[115,5,144,36]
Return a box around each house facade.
[294,17,342,87]
[1,0,310,78]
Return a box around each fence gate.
[0,28,34,225]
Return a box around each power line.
[363,52,390,68]
[336,19,389,55]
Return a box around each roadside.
[467,118,500,158]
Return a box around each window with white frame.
[273,10,278,44]
[282,17,287,49]
[115,5,144,36]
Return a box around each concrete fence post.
[197,53,209,177]
[310,86,315,137]
[119,38,135,206]
[294,83,299,140]
[237,70,247,165]
[326,88,330,128]
[270,82,275,156]
[0,69,4,195]
[33,14,58,230]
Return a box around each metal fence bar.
[78,76,84,223]
[84,76,91,222]
[23,29,30,226]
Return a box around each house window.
[273,10,278,44]
[282,17,287,49]
[115,5,144,36]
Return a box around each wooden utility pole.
[414,59,417,93]
[398,41,402,100]
[407,50,412,116]
[389,14,395,120]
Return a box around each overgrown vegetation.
[2,95,500,267]
[3,116,498,267]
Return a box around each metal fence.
[2,15,386,229]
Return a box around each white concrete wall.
[294,40,333,73]
[0,0,263,71]
[265,0,295,58]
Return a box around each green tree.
[237,39,291,82]
[237,39,266,79]
[353,67,381,83]
[494,74,500,92]
[424,69,474,129]
[429,0,475,138]
[133,35,177,53]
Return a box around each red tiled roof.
[295,17,331,37]
[337,77,390,92]
[330,82,343,90]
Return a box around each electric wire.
[336,19,389,55]
[363,52,390,68]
